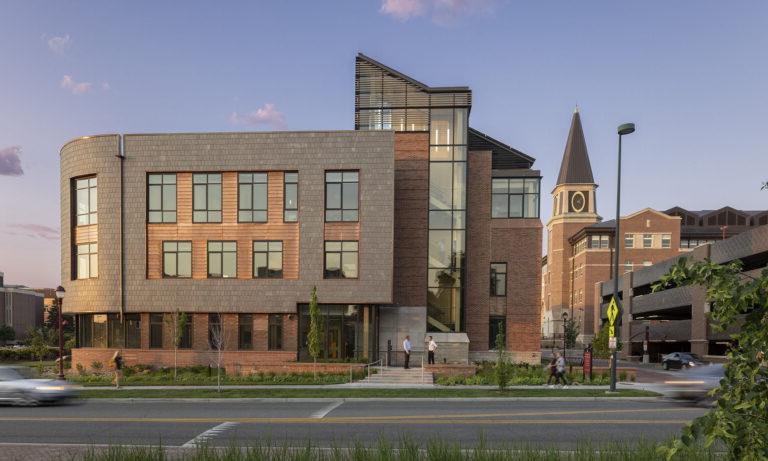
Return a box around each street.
[0,398,706,449]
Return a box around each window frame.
[149,313,164,349]
[252,240,283,279]
[238,314,253,350]
[324,170,359,222]
[237,172,268,223]
[208,313,222,350]
[192,173,222,223]
[643,234,653,248]
[268,314,283,351]
[283,171,298,223]
[162,241,192,278]
[207,241,237,279]
[625,233,634,249]
[661,234,671,249]
[489,316,506,350]
[147,173,177,223]
[490,177,541,219]
[490,263,507,297]
[76,242,98,279]
[74,176,98,226]
[324,240,359,279]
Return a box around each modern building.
[596,223,768,360]
[0,272,45,343]
[60,54,543,370]
[542,109,767,343]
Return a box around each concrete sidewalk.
[76,382,646,390]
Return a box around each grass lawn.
[78,387,658,399]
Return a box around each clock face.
[570,191,586,213]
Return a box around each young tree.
[207,314,229,393]
[654,258,768,460]
[307,286,322,379]
[591,323,623,359]
[165,310,189,382]
[27,328,50,372]
[563,317,580,350]
[0,325,15,345]
[493,325,511,391]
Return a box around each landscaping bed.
[435,362,635,386]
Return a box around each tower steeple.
[556,108,594,186]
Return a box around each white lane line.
[310,400,344,419]
[181,421,239,448]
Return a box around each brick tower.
[544,108,600,341]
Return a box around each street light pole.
[562,311,568,354]
[55,286,66,381]
[611,123,635,392]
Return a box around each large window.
[661,234,671,249]
[149,314,163,349]
[179,317,192,349]
[253,241,283,278]
[163,241,192,278]
[324,241,358,279]
[284,172,298,222]
[76,243,98,279]
[76,314,106,348]
[625,233,634,249]
[106,313,140,348]
[193,173,222,223]
[208,313,222,349]
[148,174,176,223]
[589,235,609,249]
[325,171,358,222]
[208,241,237,278]
[268,314,283,350]
[491,178,540,218]
[238,314,253,350]
[75,177,97,225]
[490,263,507,297]
[238,173,268,222]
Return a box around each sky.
[1,0,767,288]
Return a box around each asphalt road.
[0,398,707,449]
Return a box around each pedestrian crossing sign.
[607,297,619,326]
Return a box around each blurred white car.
[662,363,724,401]
[0,366,76,406]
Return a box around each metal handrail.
[366,359,383,379]
[421,355,424,383]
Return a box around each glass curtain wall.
[354,55,471,333]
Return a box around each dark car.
[663,364,724,401]
[661,352,705,370]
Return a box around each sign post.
[607,296,619,392]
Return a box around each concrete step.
[360,367,434,385]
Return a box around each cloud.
[46,34,71,54]
[380,0,495,24]
[4,224,60,241]
[61,75,93,94]
[0,146,23,176]
[380,0,427,21]
[229,103,287,130]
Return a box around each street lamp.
[611,122,635,392]
[561,311,568,354]
[55,286,65,381]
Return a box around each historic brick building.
[542,110,767,343]
[60,54,543,370]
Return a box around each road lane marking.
[0,407,700,425]
[181,421,238,448]
[311,400,343,419]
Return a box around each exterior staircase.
[356,366,434,386]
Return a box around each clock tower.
[544,107,600,341]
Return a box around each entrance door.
[326,316,342,360]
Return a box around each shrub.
[76,363,86,376]
[91,361,103,372]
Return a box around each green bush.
[91,361,103,372]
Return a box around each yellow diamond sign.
[607,296,619,326]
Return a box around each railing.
[365,358,383,379]
[421,355,424,383]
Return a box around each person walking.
[403,335,412,369]
[545,356,557,386]
[110,350,123,389]
[427,336,437,365]
[554,351,568,386]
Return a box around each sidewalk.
[76,382,648,391]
